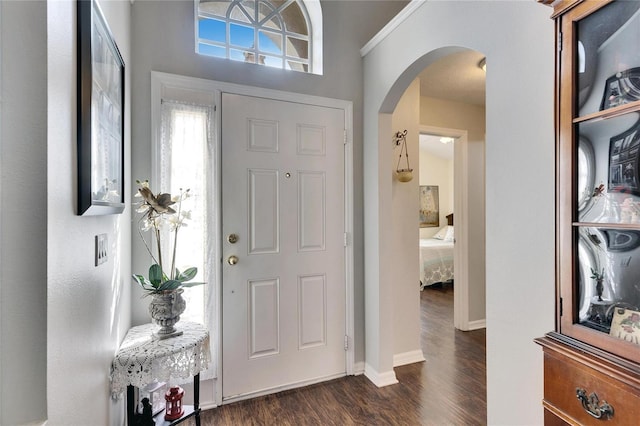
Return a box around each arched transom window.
[196,0,322,74]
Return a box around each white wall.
[47,1,131,425]
[363,1,555,424]
[420,96,486,321]
[0,1,48,423]
[391,79,422,361]
[419,149,453,240]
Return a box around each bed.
[420,214,454,289]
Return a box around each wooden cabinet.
[537,0,640,423]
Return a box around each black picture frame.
[77,0,125,215]
[608,120,640,197]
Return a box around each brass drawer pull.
[576,388,614,420]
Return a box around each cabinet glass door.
[572,1,640,349]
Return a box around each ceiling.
[420,134,454,161]
[418,50,486,106]
[418,50,485,160]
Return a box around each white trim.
[0,1,3,420]
[468,319,486,330]
[393,350,425,367]
[364,363,398,388]
[222,372,347,404]
[420,125,470,331]
[352,361,366,375]
[344,104,355,375]
[454,131,470,331]
[360,0,425,57]
[151,71,355,406]
[305,0,323,75]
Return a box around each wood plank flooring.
[191,285,486,425]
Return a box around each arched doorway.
[361,3,554,423]
[384,48,487,368]
[363,45,481,387]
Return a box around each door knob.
[227,255,239,265]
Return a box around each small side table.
[110,322,210,425]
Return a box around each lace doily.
[110,321,210,399]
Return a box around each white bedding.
[419,238,454,289]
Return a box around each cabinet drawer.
[543,351,640,425]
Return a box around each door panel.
[298,171,325,251]
[248,278,279,358]
[248,169,279,254]
[221,93,346,400]
[298,273,326,348]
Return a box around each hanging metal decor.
[393,129,413,182]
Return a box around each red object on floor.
[164,386,185,421]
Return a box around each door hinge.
[344,335,349,351]
[343,129,348,145]
[557,31,562,52]
[344,232,349,247]
[559,297,563,317]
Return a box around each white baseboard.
[393,350,426,367]
[222,372,346,404]
[468,319,486,330]
[352,361,366,375]
[364,363,399,387]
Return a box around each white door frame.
[151,71,355,406]
[420,125,470,330]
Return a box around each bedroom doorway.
[416,50,486,333]
[419,126,474,331]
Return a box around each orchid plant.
[133,179,204,295]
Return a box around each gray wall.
[362,1,554,422]
[0,1,48,424]
[130,0,410,368]
[2,0,132,424]
[46,1,132,424]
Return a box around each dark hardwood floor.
[191,285,486,425]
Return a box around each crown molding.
[360,0,425,57]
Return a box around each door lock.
[227,255,239,265]
[227,233,239,244]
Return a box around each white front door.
[221,93,346,401]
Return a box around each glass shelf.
[576,1,640,117]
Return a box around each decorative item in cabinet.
[575,1,640,117]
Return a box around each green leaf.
[157,280,181,291]
[149,264,163,287]
[132,274,150,287]
[176,267,198,282]
[181,281,205,288]
[132,274,145,285]
[133,274,157,292]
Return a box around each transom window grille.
[196,0,319,74]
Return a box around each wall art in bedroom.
[419,185,439,228]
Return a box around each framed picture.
[600,67,640,110]
[608,121,640,197]
[77,0,125,215]
[419,185,439,228]
[609,307,640,345]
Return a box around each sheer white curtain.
[159,100,217,379]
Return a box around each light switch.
[95,234,108,266]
